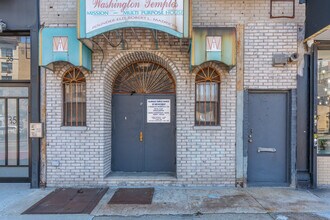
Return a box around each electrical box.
[272,54,288,66]
[30,123,43,138]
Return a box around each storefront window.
[0,36,31,80]
[317,50,330,155]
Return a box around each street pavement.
[0,183,330,220]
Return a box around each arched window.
[62,68,86,126]
[195,66,221,126]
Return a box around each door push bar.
[258,147,276,153]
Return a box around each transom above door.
[113,62,175,94]
[112,61,176,173]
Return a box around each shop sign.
[147,99,171,123]
[79,0,190,38]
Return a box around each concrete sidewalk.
[0,184,330,220]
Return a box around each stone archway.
[103,51,180,174]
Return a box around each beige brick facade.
[41,0,308,187]
[318,157,330,186]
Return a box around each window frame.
[62,68,87,127]
[195,67,221,126]
[1,62,13,74]
[1,48,13,58]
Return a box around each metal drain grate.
[23,188,108,214]
[108,188,154,205]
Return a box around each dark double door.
[112,94,176,172]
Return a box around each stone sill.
[106,172,177,182]
[193,126,222,130]
[60,126,88,131]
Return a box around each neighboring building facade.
[39,0,306,188]
[304,0,330,188]
[0,0,40,187]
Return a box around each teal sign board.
[78,0,191,39]
[40,28,92,70]
[191,28,236,67]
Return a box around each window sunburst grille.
[195,66,221,84]
[113,62,175,94]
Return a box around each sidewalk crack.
[245,190,276,220]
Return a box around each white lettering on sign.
[206,36,222,52]
[85,0,184,36]
[147,99,171,123]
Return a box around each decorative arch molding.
[103,51,180,91]
[47,61,91,79]
[191,61,230,80]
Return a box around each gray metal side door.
[247,92,289,186]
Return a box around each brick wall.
[46,63,105,186]
[192,0,305,26]
[46,30,236,187]
[40,0,77,26]
[192,0,304,90]
[42,0,306,187]
[244,23,299,89]
[318,156,330,186]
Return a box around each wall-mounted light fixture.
[0,20,7,33]
[272,52,300,67]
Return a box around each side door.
[247,91,290,186]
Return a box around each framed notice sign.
[147,99,171,123]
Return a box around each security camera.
[289,52,299,62]
[0,20,6,33]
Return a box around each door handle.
[140,131,143,142]
[257,147,276,153]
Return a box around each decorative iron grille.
[63,68,86,126]
[195,66,221,126]
[113,62,175,94]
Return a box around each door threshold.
[247,182,290,187]
[106,172,177,181]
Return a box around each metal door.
[0,87,29,181]
[112,95,144,172]
[247,91,289,186]
[112,94,176,172]
[144,95,176,172]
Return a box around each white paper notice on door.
[147,99,171,123]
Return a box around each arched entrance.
[111,61,176,173]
